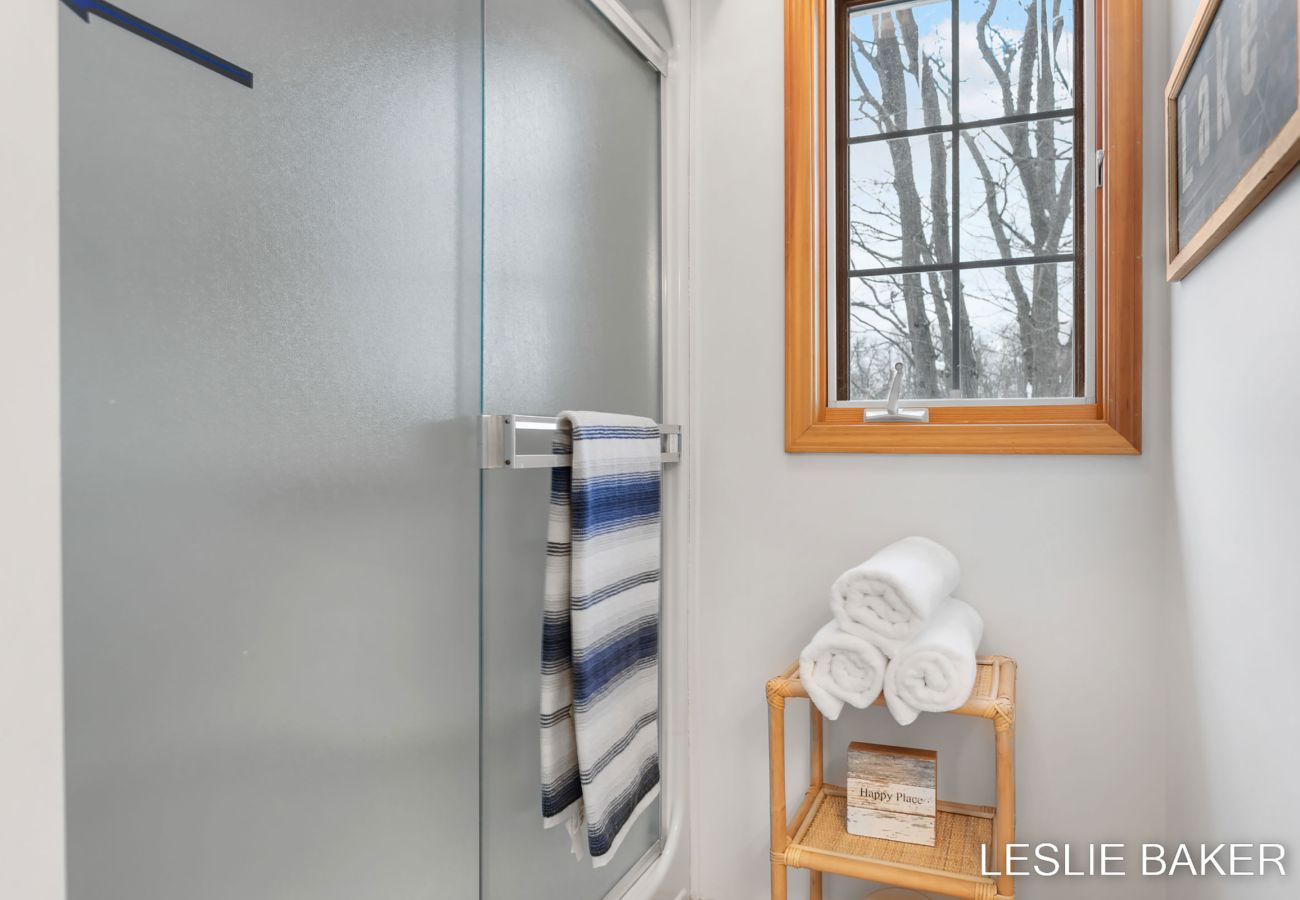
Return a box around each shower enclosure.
[58,1,687,898]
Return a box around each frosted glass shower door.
[481,0,664,897]
[61,0,664,896]
[60,2,482,898]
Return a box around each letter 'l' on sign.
[60,0,253,88]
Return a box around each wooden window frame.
[785,0,1143,455]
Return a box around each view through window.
[836,0,1085,403]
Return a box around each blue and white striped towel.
[540,411,662,867]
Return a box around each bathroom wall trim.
[0,3,66,900]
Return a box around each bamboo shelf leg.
[811,706,824,789]
[810,706,824,899]
[994,718,1016,900]
[768,682,788,900]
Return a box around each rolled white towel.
[883,598,984,726]
[798,621,888,721]
[830,536,961,655]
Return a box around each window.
[837,0,1085,403]
[785,0,1142,454]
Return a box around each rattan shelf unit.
[766,656,1017,900]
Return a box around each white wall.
[1165,3,1300,898]
[0,2,66,900]
[688,3,1171,898]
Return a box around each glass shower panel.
[481,0,663,897]
[60,2,482,898]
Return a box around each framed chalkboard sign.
[1166,0,1300,280]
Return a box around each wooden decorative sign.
[846,742,937,846]
[1166,0,1300,280]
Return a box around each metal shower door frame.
[577,2,691,899]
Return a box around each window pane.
[846,272,955,401]
[836,0,1086,405]
[958,0,1075,121]
[846,0,953,138]
[847,133,953,272]
[958,116,1075,261]
[958,262,1075,399]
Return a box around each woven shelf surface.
[790,785,994,881]
[970,661,995,700]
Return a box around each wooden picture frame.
[1166,0,1300,281]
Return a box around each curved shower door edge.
[596,0,690,898]
[587,0,669,73]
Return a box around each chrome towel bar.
[480,414,682,470]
